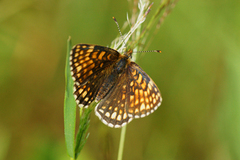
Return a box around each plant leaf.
[64,36,76,158]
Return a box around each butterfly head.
[124,49,133,59]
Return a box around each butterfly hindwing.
[95,70,133,128]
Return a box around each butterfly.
[70,44,162,128]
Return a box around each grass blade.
[64,36,76,158]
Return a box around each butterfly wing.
[73,72,105,107]
[95,69,133,128]
[95,62,162,127]
[126,62,162,118]
[70,44,121,107]
[70,44,120,85]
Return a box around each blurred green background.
[1,0,240,159]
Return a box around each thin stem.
[116,1,175,160]
[117,125,127,160]
[79,106,83,117]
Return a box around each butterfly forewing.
[70,44,120,107]
[126,62,162,118]
[70,44,120,85]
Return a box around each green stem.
[117,125,127,160]
[79,106,83,117]
[116,1,175,160]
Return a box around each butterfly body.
[70,44,162,128]
[96,53,130,101]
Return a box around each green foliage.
[75,106,93,159]
[64,37,93,159]
[1,0,240,160]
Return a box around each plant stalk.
[117,125,127,160]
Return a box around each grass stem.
[117,125,127,160]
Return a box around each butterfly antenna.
[113,17,127,49]
[134,50,162,53]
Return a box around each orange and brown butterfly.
[70,44,162,128]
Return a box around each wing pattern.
[95,71,133,128]
[70,44,120,107]
[126,62,162,118]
